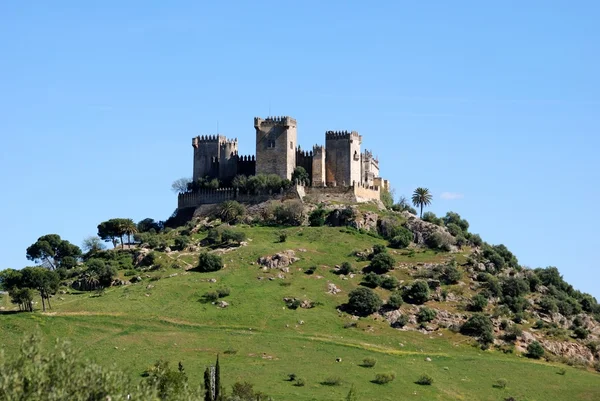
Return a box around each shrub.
[338,262,355,275]
[470,294,488,312]
[221,229,246,245]
[441,264,461,285]
[371,244,387,257]
[573,326,589,339]
[392,314,409,328]
[309,208,328,227]
[216,288,230,298]
[443,212,469,232]
[139,251,158,267]
[380,275,399,290]
[493,378,508,389]
[539,296,558,314]
[503,325,523,342]
[361,357,377,367]
[461,314,494,346]
[403,280,430,305]
[389,227,413,249]
[446,223,463,237]
[201,291,219,303]
[373,372,396,384]
[362,272,381,288]
[415,374,433,385]
[174,235,191,251]
[321,376,342,386]
[426,231,456,251]
[196,253,223,272]
[274,200,304,226]
[278,231,288,243]
[533,320,545,329]
[370,253,395,273]
[502,277,530,298]
[526,341,545,359]
[470,233,483,247]
[388,292,404,309]
[347,287,382,316]
[422,212,443,225]
[417,307,437,323]
[294,378,306,387]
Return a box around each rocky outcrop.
[258,250,300,270]
[401,211,453,247]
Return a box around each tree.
[380,187,394,209]
[217,200,246,223]
[171,177,191,193]
[347,287,382,316]
[21,267,60,312]
[196,253,224,272]
[82,236,105,255]
[291,166,309,184]
[461,314,494,346]
[527,341,545,359]
[121,219,137,247]
[26,234,82,270]
[411,187,433,218]
[370,253,396,273]
[402,280,430,305]
[86,259,117,287]
[137,218,163,233]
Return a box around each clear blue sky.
[1,1,599,298]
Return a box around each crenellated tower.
[325,130,362,186]
[361,149,380,186]
[311,145,326,186]
[192,135,226,182]
[219,138,239,183]
[254,116,297,180]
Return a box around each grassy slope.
[1,226,599,401]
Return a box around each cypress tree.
[215,355,221,401]
[204,367,213,401]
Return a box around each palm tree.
[121,219,137,248]
[412,187,433,218]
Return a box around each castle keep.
[182,116,389,208]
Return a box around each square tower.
[325,131,362,186]
[192,135,226,181]
[254,116,297,180]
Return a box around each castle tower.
[254,116,297,180]
[361,149,380,187]
[312,145,326,187]
[218,138,239,183]
[192,135,226,182]
[325,131,362,186]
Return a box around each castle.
[179,116,389,208]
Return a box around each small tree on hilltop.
[347,287,382,316]
[171,177,191,193]
[26,234,82,270]
[411,187,433,218]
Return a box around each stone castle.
[179,116,388,208]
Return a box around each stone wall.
[296,148,313,180]
[312,145,326,186]
[236,155,256,177]
[178,188,285,209]
[255,116,297,180]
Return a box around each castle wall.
[325,131,362,186]
[192,135,224,181]
[255,117,297,180]
[295,148,313,182]
[236,155,256,177]
[312,145,326,186]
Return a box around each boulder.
[327,283,342,294]
[257,250,300,270]
[217,301,229,308]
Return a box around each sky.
[0,1,599,298]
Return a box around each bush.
[347,287,382,316]
[422,212,443,226]
[321,376,342,386]
[415,374,433,385]
[274,200,304,226]
[417,307,437,323]
[527,341,545,359]
[470,294,488,312]
[389,229,413,249]
[493,378,508,389]
[441,264,461,285]
[370,253,395,273]
[362,272,381,288]
[196,253,223,272]
[403,280,430,305]
[426,231,456,251]
[470,233,483,247]
[294,378,306,387]
[277,231,288,243]
[216,200,246,223]
[392,314,409,328]
[573,326,589,339]
[388,292,404,309]
[221,229,246,245]
[308,208,328,227]
[373,372,396,384]
[338,262,355,275]
[217,288,230,298]
[380,275,399,290]
[538,296,558,314]
[201,291,219,303]
[371,244,387,257]
[174,235,191,251]
[503,325,523,342]
[461,314,494,346]
[361,358,377,367]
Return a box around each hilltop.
[1,198,599,400]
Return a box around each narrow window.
[290,141,293,150]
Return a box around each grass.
[1,226,599,400]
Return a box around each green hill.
[1,202,599,401]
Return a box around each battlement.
[325,130,360,140]
[363,149,379,164]
[192,134,227,148]
[254,116,296,127]
[237,154,255,162]
[219,139,238,148]
[296,147,313,158]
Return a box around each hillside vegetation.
[1,198,599,401]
